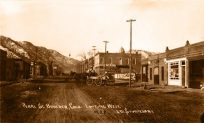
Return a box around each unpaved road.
[0,82,120,123]
[26,83,118,123]
[1,82,204,123]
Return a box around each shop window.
[154,67,159,75]
[132,58,136,64]
[126,58,129,65]
[100,57,104,64]
[143,66,146,74]
[119,58,122,65]
[181,60,185,66]
[107,57,112,64]
[170,62,179,80]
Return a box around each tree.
[78,52,87,61]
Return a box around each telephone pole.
[92,46,96,70]
[103,41,109,72]
[92,46,96,56]
[33,47,38,79]
[127,19,136,87]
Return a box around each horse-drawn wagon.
[86,72,115,86]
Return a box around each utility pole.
[33,47,38,79]
[127,19,136,87]
[92,46,96,71]
[69,53,71,62]
[92,46,96,56]
[68,53,71,72]
[103,41,109,72]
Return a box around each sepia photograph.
[0,0,204,123]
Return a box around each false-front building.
[166,41,204,88]
[142,41,204,88]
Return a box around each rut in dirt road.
[26,83,118,123]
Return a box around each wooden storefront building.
[143,41,204,88]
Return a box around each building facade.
[0,49,7,81]
[94,52,141,75]
[144,41,204,88]
[79,52,142,75]
[166,41,204,88]
[147,53,168,85]
[30,61,48,78]
[4,58,30,81]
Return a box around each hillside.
[132,49,158,59]
[0,36,79,73]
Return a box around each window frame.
[169,62,179,80]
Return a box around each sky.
[0,0,204,60]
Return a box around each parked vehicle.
[86,71,115,86]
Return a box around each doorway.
[142,65,148,82]
[181,66,185,86]
[189,59,204,88]
[154,67,159,85]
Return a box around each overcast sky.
[0,0,204,59]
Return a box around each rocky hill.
[119,47,158,59]
[132,49,158,59]
[0,36,79,73]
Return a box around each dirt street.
[25,83,118,123]
[0,82,120,123]
[1,81,204,123]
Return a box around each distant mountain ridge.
[0,36,79,73]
